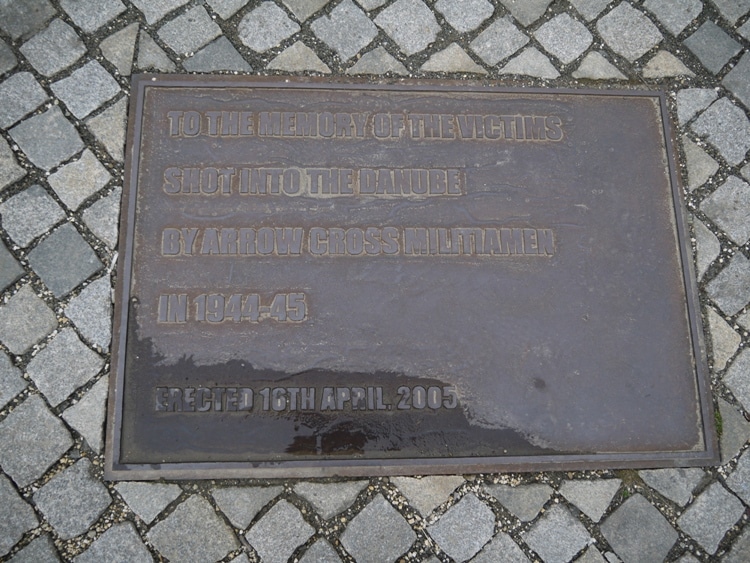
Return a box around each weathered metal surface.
[105,76,717,479]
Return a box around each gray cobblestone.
[683,136,718,191]
[159,6,221,56]
[299,539,340,562]
[559,479,620,522]
[240,2,300,53]
[33,459,111,540]
[10,106,84,171]
[684,21,741,74]
[268,41,331,72]
[435,0,494,33]
[356,0,386,9]
[0,241,23,292]
[524,504,591,563]
[739,19,750,41]
[723,52,750,110]
[0,72,47,129]
[0,474,38,556]
[136,30,176,72]
[427,494,494,561]
[74,522,152,563]
[676,88,718,125]
[28,223,103,298]
[642,50,693,78]
[726,447,750,504]
[0,350,26,409]
[61,374,108,452]
[707,308,740,371]
[86,98,127,162]
[60,0,125,33]
[725,526,750,563]
[346,46,407,75]
[677,482,744,554]
[114,482,182,524]
[597,3,662,62]
[640,468,704,506]
[643,0,702,36]
[0,137,26,191]
[420,43,487,73]
[282,0,329,22]
[711,0,750,25]
[693,219,719,280]
[501,47,560,79]
[392,475,464,516]
[701,176,750,245]
[294,480,366,519]
[375,0,440,56]
[0,285,57,355]
[82,187,121,248]
[0,185,65,248]
[245,500,314,563]
[147,495,239,562]
[569,0,609,21]
[208,0,250,20]
[706,253,750,316]
[20,19,85,77]
[7,534,59,562]
[725,348,750,412]
[0,0,56,40]
[65,277,113,351]
[470,17,528,66]
[130,0,189,26]
[0,39,17,76]
[184,37,251,72]
[577,547,607,563]
[692,97,750,165]
[485,483,552,522]
[601,494,678,563]
[499,0,552,27]
[471,531,529,562]
[535,13,592,65]
[100,23,138,76]
[341,494,416,563]
[212,485,283,528]
[48,150,111,210]
[312,0,376,60]
[718,397,750,463]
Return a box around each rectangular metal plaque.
[105,76,717,479]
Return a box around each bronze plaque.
[105,77,717,479]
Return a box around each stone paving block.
[725,349,750,412]
[0,137,26,191]
[702,176,750,245]
[33,459,111,540]
[693,219,719,280]
[356,0,386,9]
[115,482,182,524]
[211,485,283,528]
[51,60,121,119]
[282,0,329,22]
[136,31,176,72]
[569,0,609,21]
[427,494,494,561]
[148,495,239,562]
[0,285,57,355]
[184,37,251,72]
[485,483,553,522]
[726,447,750,504]
[712,0,750,25]
[535,13,592,65]
[7,534,59,562]
[682,136,718,191]
[692,97,750,166]
[573,53,626,80]
[0,0,56,40]
[725,526,750,563]
[500,47,560,79]
[60,0,125,33]
[346,46,407,75]
[100,22,138,76]
[20,19,85,77]
[299,539,340,562]
[470,17,528,66]
[559,479,620,522]
[597,3,662,62]
[311,0,377,61]
[601,494,678,563]
[0,395,72,487]
[10,106,84,171]
[643,51,694,77]
[239,2,301,53]
[74,522,152,562]
[420,43,486,74]
[739,20,750,41]
[0,474,38,556]
[294,480,366,519]
[340,494,416,563]
[48,150,111,210]
[640,468,704,506]
[86,99,128,162]
[643,0,702,36]
[0,39,17,75]
[0,241,24,292]
[684,21,741,74]
[677,482,744,554]
[718,397,750,463]
[471,531,529,563]
[706,253,750,317]
[524,504,590,563]
[159,6,221,56]
[0,351,26,409]
[435,0,494,33]
[0,185,65,248]
[723,53,750,110]
[130,0,189,25]
[245,500,314,563]
[707,308,740,371]
[61,374,108,452]
[676,88,718,125]
[209,0,250,20]
[374,0,441,56]
[577,546,607,563]
[65,277,113,350]
[0,72,47,128]
[391,475,464,516]
[499,0,552,27]
[268,41,331,72]
[28,223,103,298]
[27,327,103,407]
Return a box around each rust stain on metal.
[104,76,717,479]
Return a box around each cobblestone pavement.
[1,0,750,561]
